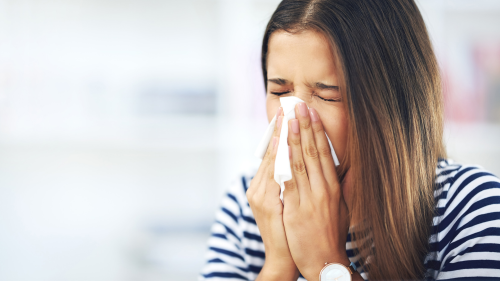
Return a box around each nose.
[290,89,313,105]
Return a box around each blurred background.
[0,0,498,280]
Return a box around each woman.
[200,0,500,280]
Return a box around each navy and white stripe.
[425,160,500,280]
[200,159,500,280]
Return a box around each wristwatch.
[319,262,356,281]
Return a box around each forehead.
[266,29,338,82]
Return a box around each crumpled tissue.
[254,96,340,203]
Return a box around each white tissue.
[254,96,340,203]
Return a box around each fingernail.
[277,116,283,130]
[298,102,308,117]
[291,119,299,134]
[276,107,283,118]
[309,108,319,122]
[273,137,277,148]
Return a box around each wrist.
[257,260,299,281]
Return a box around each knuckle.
[290,137,301,146]
[313,124,324,133]
[273,125,279,136]
[246,192,254,204]
[264,146,272,159]
[246,185,253,195]
[318,145,331,158]
[300,120,311,130]
[247,182,255,194]
[247,184,256,194]
[293,160,307,175]
[285,180,297,192]
[305,144,319,159]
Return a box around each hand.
[282,103,351,281]
[247,107,300,281]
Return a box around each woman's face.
[265,29,349,167]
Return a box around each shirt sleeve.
[435,167,500,280]
[199,174,262,281]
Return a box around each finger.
[283,145,299,209]
[263,107,283,164]
[252,107,282,196]
[264,135,282,197]
[260,107,283,176]
[288,118,311,199]
[264,110,284,193]
[252,136,280,199]
[295,102,324,190]
[309,107,339,188]
[274,106,284,136]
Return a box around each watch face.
[320,263,351,281]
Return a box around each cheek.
[265,95,281,123]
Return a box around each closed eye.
[270,91,290,96]
[316,95,341,102]
[270,91,341,102]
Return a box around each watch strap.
[347,262,356,275]
[348,262,357,274]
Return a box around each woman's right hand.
[247,107,299,281]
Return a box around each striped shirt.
[199,159,500,280]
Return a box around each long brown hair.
[261,0,446,279]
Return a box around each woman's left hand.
[282,102,351,281]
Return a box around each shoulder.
[427,159,500,280]
[200,169,267,281]
[213,168,259,241]
[227,169,256,205]
[221,169,257,225]
[434,159,500,215]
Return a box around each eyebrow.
[267,78,289,85]
[267,78,339,90]
[315,82,339,90]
